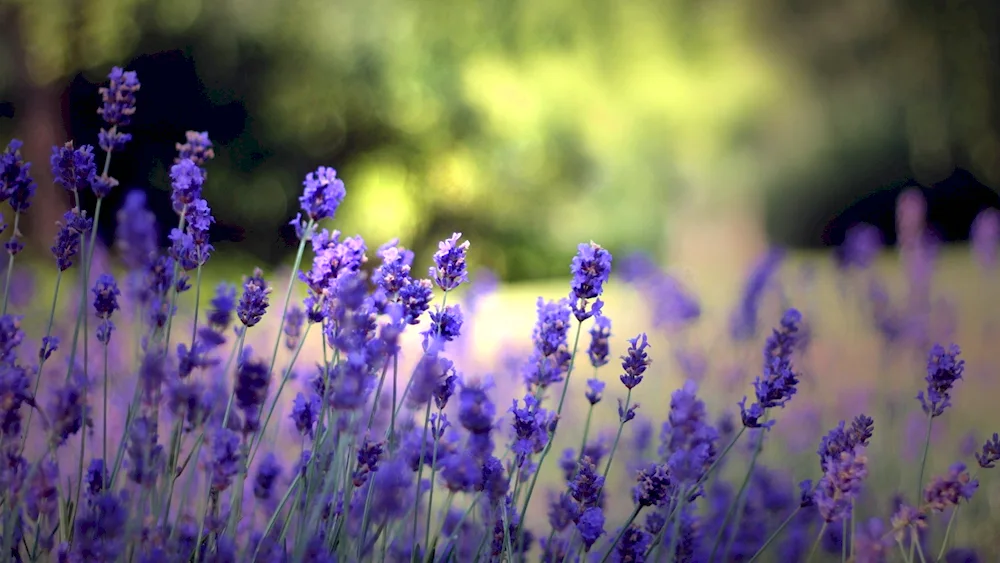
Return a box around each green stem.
[935,506,960,561]
[102,341,109,486]
[411,401,433,554]
[806,522,828,563]
[424,407,443,555]
[576,401,595,467]
[915,413,934,503]
[599,387,632,487]
[247,323,313,467]
[663,497,686,561]
[1,210,20,315]
[517,320,585,547]
[68,418,87,541]
[221,329,248,428]
[747,506,801,563]
[599,505,642,563]
[390,353,399,451]
[266,219,314,376]
[913,527,929,563]
[712,423,767,563]
[64,196,105,386]
[19,270,63,455]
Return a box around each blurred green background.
[1,0,998,279]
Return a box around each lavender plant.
[0,66,996,563]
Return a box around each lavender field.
[0,67,998,563]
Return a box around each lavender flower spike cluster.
[0,64,998,563]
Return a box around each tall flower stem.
[598,505,642,563]
[63,195,106,389]
[517,320,584,545]
[913,528,929,563]
[389,353,400,451]
[713,425,767,562]
[806,522,829,563]
[915,413,934,503]
[266,219,314,376]
[247,323,314,467]
[747,506,801,563]
[599,387,633,487]
[18,270,63,455]
[935,506,961,561]
[102,340,110,485]
[424,407,443,553]
[411,400,433,554]
[1,210,20,314]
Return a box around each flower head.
[51,209,93,271]
[739,308,804,429]
[509,395,552,464]
[585,378,605,405]
[814,439,869,523]
[50,142,96,193]
[569,241,612,320]
[92,273,121,319]
[235,347,271,433]
[97,67,140,151]
[975,433,1000,469]
[659,380,719,488]
[612,525,651,563]
[918,344,964,417]
[730,248,784,340]
[237,268,271,327]
[46,373,91,446]
[254,453,282,501]
[524,297,572,389]
[619,333,651,389]
[291,392,321,438]
[206,428,242,492]
[588,315,612,368]
[284,305,306,351]
[1,139,37,212]
[425,304,464,345]
[577,507,606,551]
[924,462,978,512]
[115,190,158,270]
[633,463,673,507]
[298,166,346,223]
[374,239,414,296]
[175,131,215,166]
[430,232,470,292]
[837,223,882,271]
[169,158,205,214]
[569,456,605,508]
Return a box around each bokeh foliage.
[1,0,998,279]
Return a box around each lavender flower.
[70,491,127,562]
[92,273,121,343]
[588,314,612,368]
[283,305,305,351]
[175,131,215,166]
[91,174,118,198]
[585,378,605,405]
[169,158,205,214]
[46,374,91,446]
[976,433,1000,468]
[971,208,999,271]
[51,209,93,271]
[918,344,964,417]
[659,380,719,488]
[923,463,978,512]
[115,190,158,270]
[425,304,464,344]
[206,282,237,333]
[569,457,605,508]
[373,239,414,296]
[619,333,651,389]
[730,248,784,340]
[254,453,282,500]
[235,347,271,433]
[290,392,321,438]
[297,166,347,223]
[125,415,163,485]
[50,142,96,194]
[577,507,606,551]
[1,139,37,211]
[0,363,31,438]
[207,428,242,492]
[430,232,470,292]
[509,395,552,464]
[569,241,612,321]
[739,309,804,429]
[399,278,433,325]
[837,223,882,271]
[612,525,651,563]
[237,268,271,328]
[814,424,869,523]
[524,297,572,389]
[97,67,140,150]
[633,463,673,507]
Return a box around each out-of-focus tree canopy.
[1,0,997,279]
